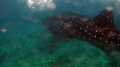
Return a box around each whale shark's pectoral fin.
[49,34,70,55]
[49,37,58,55]
[49,35,62,55]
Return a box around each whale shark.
[42,7,120,56]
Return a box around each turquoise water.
[0,0,120,67]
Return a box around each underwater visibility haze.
[1,0,120,67]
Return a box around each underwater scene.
[1,0,120,67]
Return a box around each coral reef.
[0,20,120,67]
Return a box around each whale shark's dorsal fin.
[93,7,117,28]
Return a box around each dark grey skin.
[42,7,120,56]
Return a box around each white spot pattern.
[43,11,120,55]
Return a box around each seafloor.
[0,18,120,67]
